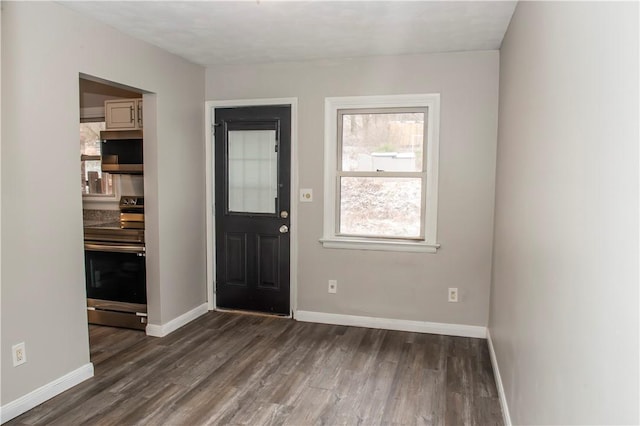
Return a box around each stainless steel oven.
[84,196,147,330]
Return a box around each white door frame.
[205,98,299,317]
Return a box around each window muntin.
[322,94,440,252]
[336,107,427,240]
[80,121,115,197]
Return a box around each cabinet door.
[105,100,137,130]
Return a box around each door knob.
[279,225,289,234]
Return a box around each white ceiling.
[61,1,517,67]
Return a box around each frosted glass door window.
[228,130,278,214]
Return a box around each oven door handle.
[84,243,145,255]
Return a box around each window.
[321,94,440,252]
[80,121,116,197]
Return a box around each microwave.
[100,130,143,174]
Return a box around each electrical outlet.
[328,279,337,294]
[448,288,459,303]
[12,342,26,367]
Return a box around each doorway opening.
[79,74,154,362]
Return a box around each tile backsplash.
[83,209,119,223]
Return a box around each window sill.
[319,237,440,253]
[82,196,120,211]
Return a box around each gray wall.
[1,2,206,404]
[489,2,639,424]
[206,51,499,326]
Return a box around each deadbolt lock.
[280,210,289,219]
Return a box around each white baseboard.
[487,329,512,426]
[295,310,486,338]
[146,303,208,337]
[0,363,94,424]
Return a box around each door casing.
[205,98,298,317]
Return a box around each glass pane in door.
[228,129,278,214]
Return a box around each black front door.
[214,105,291,315]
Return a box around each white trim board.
[205,98,299,316]
[0,363,94,424]
[487,329,512,426]
[146,303,208,337]
[295,310,486,338]
[205,100,215,311]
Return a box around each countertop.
[83,220,123,229]
[84,220,108,227]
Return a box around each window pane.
[82,160,113,195]
[80,122,104,155]
[339,177,422,238]
[341,112,424,172]
[228,129,278,214]
[80,122,114,196]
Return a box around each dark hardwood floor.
[7,311,503,425]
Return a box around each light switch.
[300,188,313,202]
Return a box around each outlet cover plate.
[448,288,459,303]
[12,342,26,366]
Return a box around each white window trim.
[321,94,441,253]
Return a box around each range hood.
[101,130,143,174]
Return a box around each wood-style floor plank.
[6,311,503,426]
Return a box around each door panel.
[215,105,291,315]
[224,233,247,285]
[257,234,280,290]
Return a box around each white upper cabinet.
[105,99,143,130]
